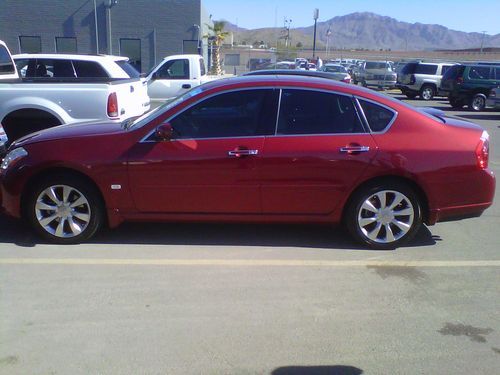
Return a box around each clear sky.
[203,0,500,35]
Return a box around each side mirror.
[156,123,174,141]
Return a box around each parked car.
[396,61,457,100]
[440,63,500,111]
[0,42,150,147]
[146,54,230,105]
[244,69,351,83]
[355,61,397,89]
[486,87,500,110]
[0,75,494,249]
[319,64,348,74]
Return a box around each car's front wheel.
[345,182,423,250]
[26,176,104,244]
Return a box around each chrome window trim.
[273,89,282,136]
[354,96,398,134]
[139,87,277,143]
[275,87,368,136]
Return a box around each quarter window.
[169,89,277,139]
[415,64,438,75]
[358,100,395,132]
[277,89,365,135]
[72,60,108,77]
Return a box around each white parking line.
[0,258,499,267]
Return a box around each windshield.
[127,86,204,129]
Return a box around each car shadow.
[457,113,500,121]
[0,214,438,250]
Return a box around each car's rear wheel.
[26,176,103,244]
[420,85,435,101]
[469,94,486,112]
[345,182,422,250]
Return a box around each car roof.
[12,53,129,62]
[243,69,346,79]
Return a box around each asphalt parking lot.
[1,93,499,374]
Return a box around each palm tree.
[204,21,229,75]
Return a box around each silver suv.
[397,61,457,100]
[355,61,397,89]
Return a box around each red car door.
[260,89,378,215]
[127,88,278,214]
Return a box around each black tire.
[25,175,104,244]
[405,92,417,99]
[419,84,435,101]
[449,97,464,109]
[469,93,486,112]
[344,181,423,250]
[361,80,367,87]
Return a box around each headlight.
[1,147,28,170]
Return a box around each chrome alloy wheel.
[357,190,415,244]
[472,96,485,111]
[35,185,91,238]
[421,86,433,100]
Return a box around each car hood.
[12,120,125,148]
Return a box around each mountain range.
[223,12,500,51]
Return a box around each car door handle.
[228,148,259,158]
[182,84,192,89]
[340,146,370,154]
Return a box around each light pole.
[193,24,201,54]
[105,0,118,55]
[325,25,331,59]
[93,0,99,53]
[312,8,319,60]
[480,31,487,53]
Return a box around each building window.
[183,40,199,54]
[55,37,77,53]
[224,54,240,66]
[119,38,141,72]
[19,36,41,53]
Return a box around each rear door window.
[277,89,365,135]
[468,66,491,80]
[358,100,396,132]
[415,64,438,75]
[441,65,454,76]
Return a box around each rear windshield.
[401,63,418,74]
[115,60,140,78]
[365,62,390,70]
[442,65,464,80]
[415,64,438,75]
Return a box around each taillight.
[107,92,118,118]
[475,131,490,169]
[409,74,415,84]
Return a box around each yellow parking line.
[0,258,499,267]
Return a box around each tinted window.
[441,65,454,76]
[115,60,140,78]
[19,36,41,53]
[442,65,464,80]
[277,90,365,135]
[34,59,76,78]
[494,67,500,80]
[468,66,491,80]
[365,62,390,70]
[157,59,189,79]
[415,64,438,75]
[359,100,395,132]
[401,63,417,74]
[0,46,16,75]
[72,60,108,77]
[170,89,277,139]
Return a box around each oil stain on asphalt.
[367,265,428,284]
[438,323,494,343]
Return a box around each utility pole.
[325,25,332,59]
[312,8,319,60]
[480,31,487,53]
[105,0,119,55]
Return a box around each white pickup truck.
[0,40,150,146]
[146,54,230,105]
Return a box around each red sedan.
[0,76,495,249]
